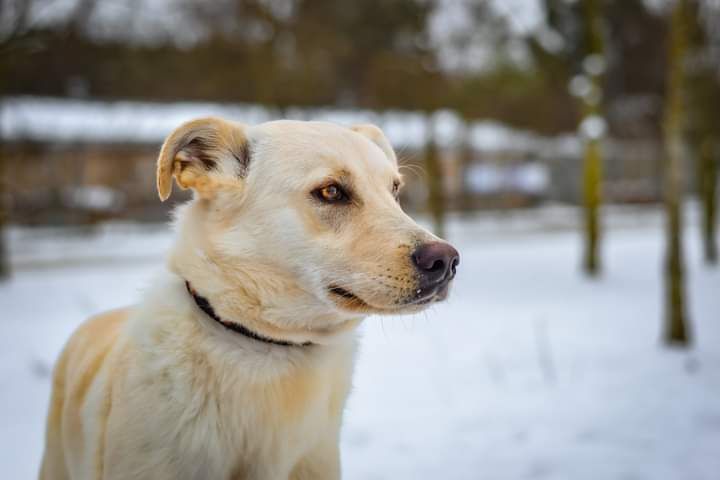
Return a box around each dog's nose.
[411,242,460,286]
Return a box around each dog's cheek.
[317,206,353,233]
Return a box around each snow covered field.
[1,209,719,479]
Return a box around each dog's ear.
[351,124,397,167]
[157,117,250,201]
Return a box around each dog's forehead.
[250,120,395,176]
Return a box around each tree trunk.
[0,132,8,280]
[663,0,691,346]
[580,0,605,277]
[684,0,718,266]
[582,138,602,274]
[699,138,718,264]
[424,115,445,238]
[458,121,474,213]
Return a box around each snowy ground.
[1,208,719,480]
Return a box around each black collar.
[185,281,312,348]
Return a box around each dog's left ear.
[351,124,397,167]
[157,117,250,201]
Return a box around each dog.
[39,117,459,479]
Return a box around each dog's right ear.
[156,117,250,201]
[351,124,397,167]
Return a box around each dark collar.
[185,281,312,348]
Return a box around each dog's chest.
[167,389,334,479]
[132,347,354,479]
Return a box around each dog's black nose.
[412,242,460,286]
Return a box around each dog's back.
[40,308,130,480]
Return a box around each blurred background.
[1,0,719,478]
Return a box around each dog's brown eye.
[315,184,347,203]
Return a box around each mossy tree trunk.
[582,138,602,274]
[424,115,445,239]
[684,0,719,266]
[698,138,718,264]
[663,0,691,346]
[580,0,605,277]
[0,133,8,280]
[0,98,8,280]
[458,121,474,213]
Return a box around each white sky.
[490,0,544,33]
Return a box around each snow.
[465,163,550,194]
[0,97,581,157]
[62,185,125,212]
[579,115,608,140]
[1,209,719,479]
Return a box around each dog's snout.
[412,242,460,285]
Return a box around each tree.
[424,116,445,238]
[579,0,606,276]
[531,0,607,276]
[685,0,719,265]
[0,0,33,280]
[696,138,718,264]
[0,123,8,279]
[662,0,692,346]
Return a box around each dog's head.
[158,118,459,335]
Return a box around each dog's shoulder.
[54,308,131,404]
[42,308,133,478]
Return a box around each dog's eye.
[314,184,348,204]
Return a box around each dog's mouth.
[407,281,450,306]
[327,282,450,313]
[328,285,371,311]
[329,286,357,300]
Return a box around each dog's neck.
[185,280,313,347]
[167,202,364,346]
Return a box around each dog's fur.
[39,118,456,479]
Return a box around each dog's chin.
[327,283,451,315]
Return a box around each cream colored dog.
[39,118,459,480]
